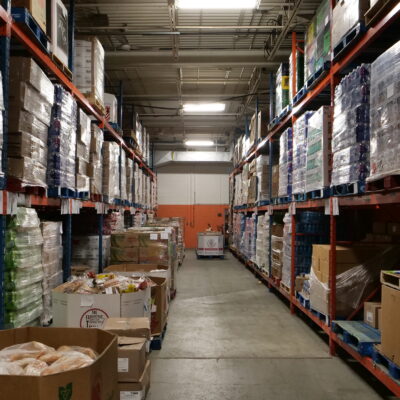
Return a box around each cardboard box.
[378,307,382,330]
[52,286,151,328]
[381,284,400,364]
[13,0,46,33]
[364,301,381,329]
[117,337,147,382]
[118,360,151,400]
[149,276,168,335]
[387,222,400,236]
[110,246,139,263]
[104,317,151,340]
[8,156,47,186]
[0,327,117,400]
[332,0,370,49]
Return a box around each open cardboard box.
[0,327,118,400]
[52,285,151,329]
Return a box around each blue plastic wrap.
[331,64,371,186]
[47,85,77,190]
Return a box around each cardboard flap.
[118,336,147,346]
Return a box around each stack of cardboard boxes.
[104,318,152,399]
[8,57,54,187]
[247,159,257,205]
[271,223,284,279]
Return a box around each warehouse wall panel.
[156,163,230,247]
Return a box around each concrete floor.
[148,250,394,400]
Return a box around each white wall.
[157,163,230,205]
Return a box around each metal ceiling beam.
[105,49,286,68]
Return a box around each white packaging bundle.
[305,106,332,192]
[256,155,270,202]
[73,37,105,107]
[281,213,292,288]
[292,112,313,195]
[278,128,293,197]
[368,40,400,181]
[40,221,63,326]
[120,150,127,201]
[104,93,118,123]
[255,214,270,272]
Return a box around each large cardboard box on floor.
[52,286,151,328]
[381,284,400,364]
[0,327,118,400]
[149,276,169,335]
[104,317,151,340]
[117,337,147,382]
[118,360,151,400]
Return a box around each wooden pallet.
[365,0,395,27]
[151,325,167,351]
[380,270,400,290]
[51,53,72,80]
[372,345,400,381]
[366,174,400,192]
[85,94,105,115]
[280,282,290,294]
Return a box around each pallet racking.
[229,2,400,396]
[0,1,157,328]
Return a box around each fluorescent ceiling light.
[183,103,225,112]
[176,0,257,8]
[185,140,214,147]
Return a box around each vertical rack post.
[0,214,5,329]
[290,211,296,314]
[98,213,104,273]
[329,197,337,355]
[68,0,75,72]
[63,214,72,282]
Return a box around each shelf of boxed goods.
[0,3,155,182]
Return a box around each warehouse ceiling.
[73,0,321,150]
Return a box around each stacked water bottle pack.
[292,112,314,196]
[331,64,371,188]
[242,214,257,262]
[278,128,293,198]
[47,85,78,191]
[281,211,329,289]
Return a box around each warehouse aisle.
[149,251,392,400]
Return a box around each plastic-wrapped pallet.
[331,64,371,187]
[278,128,293,197]
[242,214,257,262]
[304,0,330,83]
[104,93,118,124]
[282,211,329,289]
[255,214,270,273]
[89,123,103,196]
[76,109,91,193]
[5,207,44,328]
[292,112,314,195]
[103,142,120,202]
[47,85,77,191]
[256,155,270,202]
[368,40,400,182]
[72,235,111,273]
[73,37,105,108]
[126,157,134,203]
[8,57,54,187]
[40,221,63,326]
[305,106,332,193]
[275,63,289,117]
